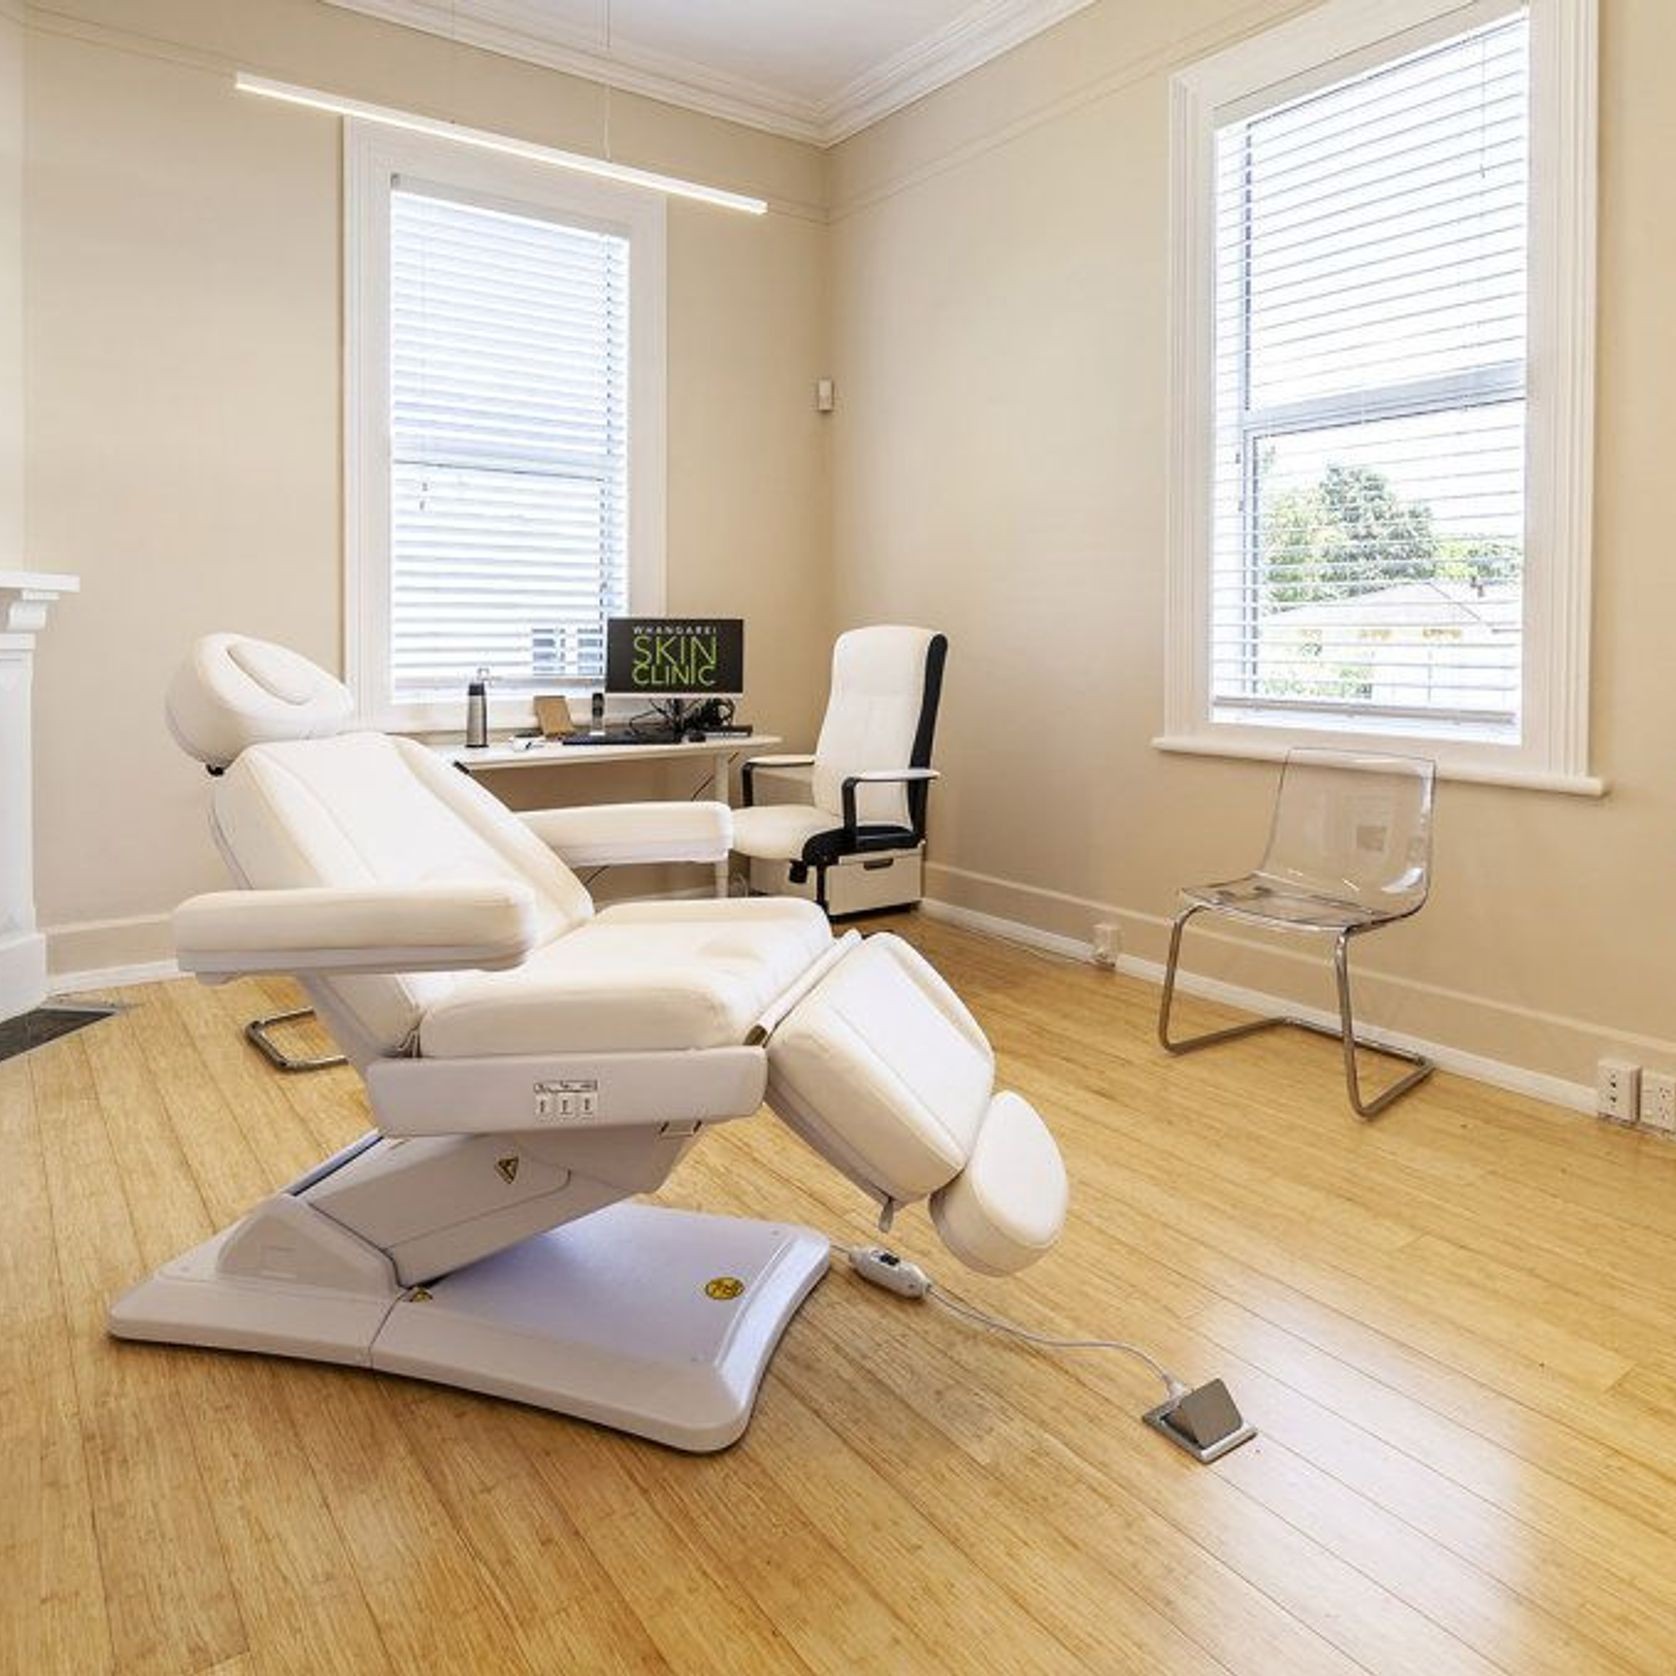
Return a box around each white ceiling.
[326,0,1096,145]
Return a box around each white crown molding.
[323,0,1097,148]
[323,0,826,142]
[817,0,1096,144]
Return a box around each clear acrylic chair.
[1158,747,1437,1118]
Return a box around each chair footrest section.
[931,1092,1068,1275]
[766,932,1068,1271]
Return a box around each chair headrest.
[167,634,354,769]
[832,625,942,690]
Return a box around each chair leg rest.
[245,1008,348,1074]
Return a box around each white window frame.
[1159,0,1599,794]
[345,120,667,733]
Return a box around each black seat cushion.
[799,824,920,869]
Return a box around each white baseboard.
[919,890,1596,1115]
[36,874,1600,1113]
[49,957,182,997]
[44,911,175,987]
[919,896,1096,964]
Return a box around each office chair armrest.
[521,802,732,868]
[840,768,941,841]
[740,753,816,808]
[174,882,541,980]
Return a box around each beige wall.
[22,0,1675,1097]
[22,0,832,971]
[829,0,1676,1092]
[0,0,21,567]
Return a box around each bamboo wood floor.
[7,914,1676,1674]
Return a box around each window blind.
[388,186,629,698]
[1209,11,1530,732]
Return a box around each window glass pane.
[1209,11,1530,733]
[1211,404,1525,718]
[389,188,629,699]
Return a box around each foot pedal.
[1142,1378,1256,1464]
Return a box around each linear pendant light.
[234,73,768,215]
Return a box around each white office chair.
[111,634,1068,1452]
[734,626,946,917]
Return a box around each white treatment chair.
[111,635,1069,1452]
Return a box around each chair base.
[109,1199,829,1453]
[245,1006,347,1073]
[749,849,923,917]
[1158,906,1433,1119]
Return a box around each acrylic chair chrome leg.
[245,1007,347,1073]
[1157,906,1432,1119]
[1331,929,1432,1119]
[1157,906,1290,1055]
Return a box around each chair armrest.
[520,802,732,868]
[741,753,816,807]
[841,768,941,839]
[174,883,541,979]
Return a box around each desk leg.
[714,748,732,899]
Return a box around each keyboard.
[560,730,677,747]
[558,724,755,748]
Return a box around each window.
[1163,0,1597,792]
[348,124,665,730]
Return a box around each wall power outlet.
[1597,1058,1641,1123]
[1641,1071,1676,1134]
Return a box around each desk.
[436,733,784,895]
[439,732,781,796]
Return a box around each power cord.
[845,1245,1189,1403]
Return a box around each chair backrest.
[1257,748,1435,916]
[169,635,593,1057]
[811,626,948,829]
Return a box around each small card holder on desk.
[533,696,577,739]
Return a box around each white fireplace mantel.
[1,569,80,1022]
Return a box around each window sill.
[1152,733,1605,798]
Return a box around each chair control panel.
[534,1078,600,1121]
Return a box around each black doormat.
[0,1003,121,1065]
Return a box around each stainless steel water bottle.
[466,666,490,748]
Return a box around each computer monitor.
[605,618,744,701]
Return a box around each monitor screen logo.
[633,625,721,691]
